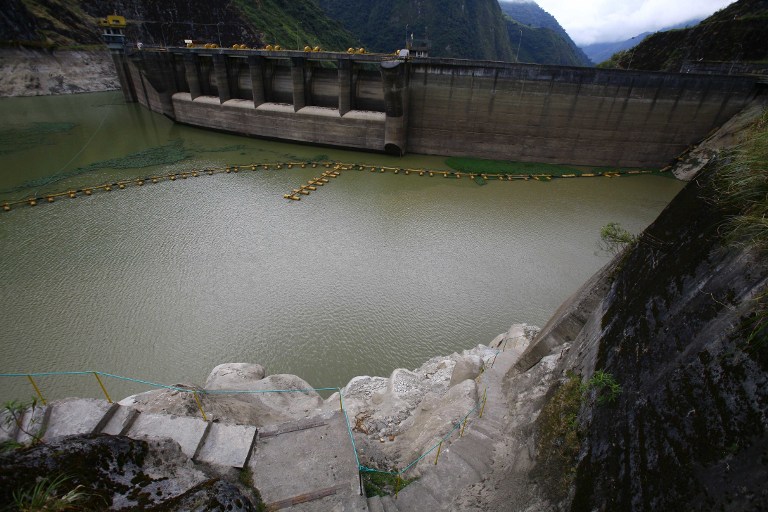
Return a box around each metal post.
[193,391,208,421]
[338,390,343,411]
[395,474,402,499]
[516,29,522,62]
[26,375,46,405]
[93,372,112,403]
[479,389,487,418]
[434,440,443,465]
[460,415,468,437]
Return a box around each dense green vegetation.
[715,109,768,355]
[534,372,582,499]
[317,0,516,60]
[3,0,359,51]
[600,0,768,70]
[233,0,358,51]
[444,156,651,176]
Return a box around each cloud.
[530,0,736,45]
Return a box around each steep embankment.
[0,48,119,96]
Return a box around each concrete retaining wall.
[122,49,763,167]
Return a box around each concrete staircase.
[366,351,517,511]
[0,352,516,511]
[0,398,365,511]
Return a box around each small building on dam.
[114,46,764,168]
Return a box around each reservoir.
[0,91,684,402]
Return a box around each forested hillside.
[0,0,360,51]
[600,0,768,71]
[499,1,592,66]
[318,0,516,61]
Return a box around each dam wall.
[123,48,763,167]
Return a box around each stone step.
[16,403,48,444]
[380,494,401,512]
[194,422,257,468]
[248,412,360,507]
[394,480,442,511]
[42,398,112,442]
[444,436,494,476]
[125,411,208,459]
[99,404,140,435]
[367,495,385,512]
[91,402,120,434]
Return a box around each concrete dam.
[120,48,764,167]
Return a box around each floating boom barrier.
[1,161,660,212]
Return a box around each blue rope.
[338,388,362,471]
[0,371,92,377]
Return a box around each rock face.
[0,434,259,510]
[568,159,768,510]
[121,370,323,427]
[0,49,120,97]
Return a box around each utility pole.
[516,29,522,62]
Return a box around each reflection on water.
[0,92,684,402]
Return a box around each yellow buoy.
[394,169,399,174]
[137,180,144,186]
[251,165,256,171]
[118,183,126,188]
[105,185,112,191]
[152,178,159,183]
[312,163,317,168]
[266,44,274,51]
[274,44,282,51]
[313,46,321,52]
[69,191,77,198]
[276,165,282,169]
[208,170,214,175]
[429,172,434,177]
[301,164,306,168]
[304,45,312,52]
[192,172,198,177]
[84,189,93,195]
[2,204,10,211]
[169,175,176,181]
[46,196,55,203]
[288,164,293,169]
[28,199,37,206]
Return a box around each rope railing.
[1,160,662,211]
[1,353,499,498]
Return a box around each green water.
[0,91,684,403]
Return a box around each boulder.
[449,354,483,386]
[205,363,266,390]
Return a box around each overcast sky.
[524,0,736,46]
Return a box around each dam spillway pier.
[117,47,764,168]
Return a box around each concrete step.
[444,436,493,476]
[42,398,112,442]
[367,495,385,512]
[125,411,208,458]
[248,412,360,508]
[194,422,257,468]
[99,404,140,435]
[394,480,442,511]
[380,494,401,512]
[15,403,48,444]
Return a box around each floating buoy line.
[0,161,663,212]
